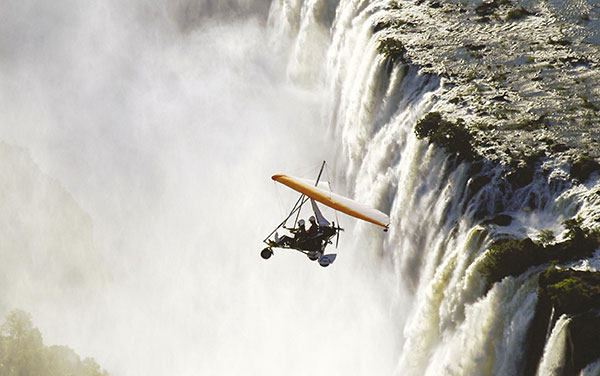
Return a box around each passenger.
[306,216,321,251]
[307,216,318,238]
[275,219,307,246]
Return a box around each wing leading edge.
[271,174,390,229]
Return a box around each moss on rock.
[479,218,600,289]
[415,112,475,161]
[377,37,407,64]
[524,269,600,376]
[540,268,600,315]
[479,237,540,288]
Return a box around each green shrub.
[563,217,586,240]
[526,269,600,375]
[479,218,600,289]
[479,237,541,287]
[539,268,600,315]
[377,37,406,64]
[415,112,475,161]
[415,112,443,138]
[536,229,555,244]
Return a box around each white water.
[536,314,572,376]
[284,0,600,375]
[2,0,600,375]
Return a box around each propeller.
[334,221,344,248]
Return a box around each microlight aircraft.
[261,162,390,267]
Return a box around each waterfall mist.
[5,0,599,374]
[0,0,400,374]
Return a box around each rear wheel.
[261,248,273,260]
[307,252,319,261]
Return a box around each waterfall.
[536,315,572,376]
[273,0,600,375]
[1,0,599,374]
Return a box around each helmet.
[298,219,305,226]
[309,216,316,223]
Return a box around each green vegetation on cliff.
[377,37,407,64]
[0,310,107,376]
[486,222,600,375]
[524,269,600,376]
[539,267,600,316]
[415,112,475,161]
[479,217,600,289]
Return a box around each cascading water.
[2,0,599,375]
[274,0,600,375]
[537,314,572,376]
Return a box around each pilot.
[276,219,307,246]
[292,219,308,243]
[307,216,318,238]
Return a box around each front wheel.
[261,248,273,260]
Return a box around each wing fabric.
[272,174,390,228]
[310,199,331,227]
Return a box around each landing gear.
[261,247,273,260]
[307,251,319,261]
[317,254,336,267]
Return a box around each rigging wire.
[325,162,341,228]
[282,162,327,228]
[286,163,321,179]
[273,180,285,221]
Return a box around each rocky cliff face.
[374,0,600,166]
[353,2,600,374]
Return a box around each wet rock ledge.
[374,0,600,165]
